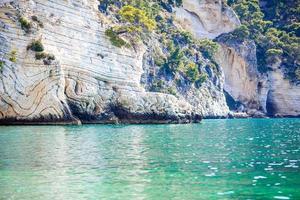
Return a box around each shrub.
[18,16,31,33]
[27,40,44,52]
[266,48,283,57]
[154,56,165,67]
[105,28,128,47]
[178,31,193,44]
[167,87,177,96]
[185,62,199,82]
[230,0,300,81]
[35,52,55,65]
[151,79,164,92]
[35,52,55,60]
[165,47,185,73]
[119,5,156,32]
[197,74,208,84]
[35,52,47,60]
[105,5,157,47]
[0,60,4,70]
[9,50,17,63]
[198,39,219,59]
[230,25,250,40]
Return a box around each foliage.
[35,52,55,61]
[266,48,283,57]
[163,47,184,74]
[226,25,250,41]
[151,79,164,92]
[27,40,44,52]
[99,0,213,90]
[105,28,128,47]
[18,16,31,33]
[185,62,199,82]
[166,86,177,96]
[119,5,156,31]
[0,60,4,70]
[228,0,300,81]
[104,5,157,47]
[197,39,219,59]
[9,50,17,63]
[197,74,208,84]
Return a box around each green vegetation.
[9,50,17,63]
[27,40,55,65]
[105,28,128,47]
[166,86,177,96]
[185,62,199,82]
[119,5,156,31]
[150,79,177,96]
[0,60,4,71]
[35,52,55,61]
[197,74,208,85]
[104,4,157,47]
[227,0,300,81]
[158,30,217,84]
[99,0,213,92]
[18,16,31,33]
[197,39,219,60]
[27,40,44,52]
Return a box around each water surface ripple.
[0,118,300,199]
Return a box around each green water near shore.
[0,118,300,199]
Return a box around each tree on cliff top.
[105,5,156,47]
[118,5,156,33]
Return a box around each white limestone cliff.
[0,0,201,124]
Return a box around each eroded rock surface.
[215,36,300,117]
[174,0,240,39]
[215,39,261,111]
[0,0,201,124]
[265,61,300,117]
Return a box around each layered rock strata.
[0,0,201,124]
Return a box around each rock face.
[0,0,201,124]
[174,0,240,39]
[265,61,300,117]
[215,36,300,117]
[0,0,298,125]
[215,39,261,111]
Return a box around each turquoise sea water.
[0,119,300,200]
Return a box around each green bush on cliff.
[27,40,44,52]
[105,5,156,47]
[18,16,31,33]
[35,52,55,61]
[163,47,185,74]
[119,5,156,31]
[166,86,177,96]
[185,62,199,83]
[266,48,283,57]
[227,25,250,40]
[0,61,4,70]
[197,74,208,84]
[197,39,219,59]
[105,28,128,47]
[9,50,17,63]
